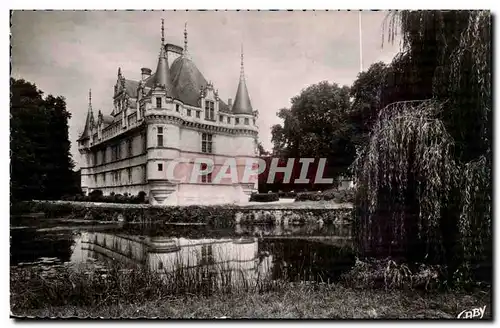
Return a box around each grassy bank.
[12,282,491,319]
[11,260,491,319]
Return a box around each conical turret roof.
[153,19,176,98]
[78,89,94,141]
[232,46,253,114]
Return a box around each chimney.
[141,67,152,81]
[228,98,232,108]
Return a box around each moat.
[10,216,355,285]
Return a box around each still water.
[11,217,355,284]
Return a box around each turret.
[232,44,253,115]
[141,67,152,81]
[154,19,176,98]
[78,88,94,147]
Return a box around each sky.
[11,10,402,169]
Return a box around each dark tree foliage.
[270,81,355,189]
[354,10,492,281]
[10,78,78,201]
[257,142,270,156]
[349,62,389,148]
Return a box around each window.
[200,163,212,183]
[196,111,200,118]
[205,100,215,120]
[235,118,240,125]
[187,109,192,116]
[127,139,133,157]
[219,115,223,122]
[111,145,119,161]
[227,117,231,124]
[157,126,163,147]
[94,175,97,183]
[201,133,213,154]
[253,118,256,125]
[143,165,147,183]
[112,144,121,161]
[142,132,147,153]
[176,104,180,112]
[93,152,98,166]
[103,173,106,184]
[156,97,162,108]
[158,163,163,171]
[244,118,249,125]
[102,150,107,164]
[127,167,132,182]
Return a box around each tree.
[10,78,77,201]
[354,10,492,279]
[349,62,389,148]
[257,142,270,156]
[271,81,355,186]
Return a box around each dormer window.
[205,100,215,121]
[235,118,240,125]
[244,118,249,125]
[156,97,162,108]
[227,117,231,124]
[176,104,180,112]
[196,111,200,118]
[187,109,192,116]
[219,115,223,122]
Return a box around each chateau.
[77,20,259,205]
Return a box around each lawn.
[12,282,491,319]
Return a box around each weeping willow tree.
[354,10,491,277]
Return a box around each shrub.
[332,189,355,203]
[278,191,297,199]
[340,258,446,291]
[137,191,147,203]
[249,193,279,202]
[295,189,355,203]
[89,190,103,202]
[55,190,149,205]
[295,192,322,202]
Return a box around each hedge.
[249,193,279,202]
[61,191,148,204]
[295,189,355,203]
[277,191,297,199]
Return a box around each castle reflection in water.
[76,232,274,285]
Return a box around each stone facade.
[77,21,259,205]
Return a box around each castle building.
[77,20,259,205]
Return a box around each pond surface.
[11,216,355,285]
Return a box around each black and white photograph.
[9,9,492,319]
